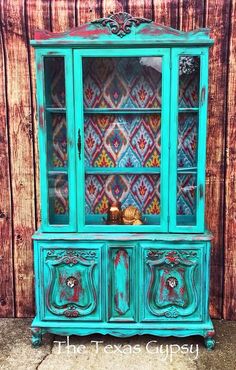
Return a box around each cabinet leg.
[31,327,43,347]
[204,336,215,350]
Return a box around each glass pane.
[179,56,200,108]
[48,174,69,224]
[84,114,161,168]
[47,113,67,169]
[85,174,160,225]
[177,113,198,168]
[83,57,162,108]
[44,57,65,108]
[177,174,197,226]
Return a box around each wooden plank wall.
[0,0,235,319]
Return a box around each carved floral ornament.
[92,12,152,38]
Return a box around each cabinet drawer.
[140,243,205,322]
[39,243,103,321]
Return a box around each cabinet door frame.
[35,48,76,232]
[139,242,205,322]
[169,47,209,233]
[73,48,170,232]
[37,241,103,321]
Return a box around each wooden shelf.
[83,108,161,115]
[45,107,66,113]
[85,167,161,175]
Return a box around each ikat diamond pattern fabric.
[85,174,160,216]
[177,174,196,216]
[49,174,69,217]
[84,114,161,168]
[51,114,67,168]
[83,57,162,109]
[178,114,198,168]
[44,57,65,108]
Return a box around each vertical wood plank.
[0,4,14,317]
[179,0,205,30]
[102,0,127,17]
[205,0,231,318]
[77,0,102,24]
[223,0,236,321]
[153,0,179,28]
[51,0,76,31]
[1,0,36,317]
[26,0,51,230]
[127,0,153,19]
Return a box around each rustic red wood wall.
[0,0,235,319]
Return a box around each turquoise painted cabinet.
[31,13,215,349]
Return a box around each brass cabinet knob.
[66,276,78,288]
[166,277,178,288]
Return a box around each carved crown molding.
[92,12,152,38]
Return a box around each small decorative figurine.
[106,201,122,224]
[122,205,143,225]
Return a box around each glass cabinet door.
[74,49,170,232]
[169,48,209,232]
[36,49,76,231]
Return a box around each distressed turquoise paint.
[30,17,213,47]
[31,14,214,349]
[35,49,76,232]
[140,243,204,321]
[169,47,209,233]
[74,47,170,232]
[32,237,214,347]
[108,245,136,322]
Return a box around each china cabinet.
[31,12,215,349]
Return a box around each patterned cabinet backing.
[41,244,103,321]
[107,245,136,322]
[140,243,205,322]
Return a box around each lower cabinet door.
[140,243,205,322]
[41,243,103,321]
[107,245,136,322]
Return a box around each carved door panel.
[42,244,102,321]
[140,243,204,321]
[107,246,136,322]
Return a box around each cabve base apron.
[31,319,215,350]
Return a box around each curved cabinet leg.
[32,327,43,347]
[204,336,215,350]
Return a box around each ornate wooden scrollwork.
[92,12,152,38]
[45,249,98,318]
[145,249,199,318]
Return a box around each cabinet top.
[30,12,213,47]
